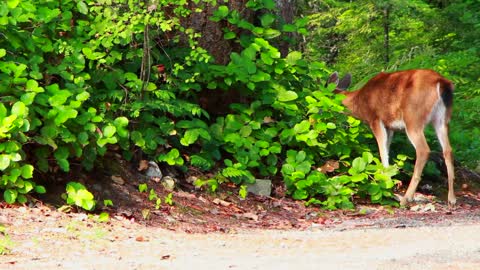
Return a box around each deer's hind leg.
[432,114,456,207]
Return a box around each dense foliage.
[1,0,478,210]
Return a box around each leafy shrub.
[63,182,96,211]
[0,0,402,209]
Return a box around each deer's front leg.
[370,120,391,167]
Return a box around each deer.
[327,69,456,207]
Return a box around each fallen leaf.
[263,116,275,123]
[135,236,149,242]
[138,160,149,171]
[318,160,339,173]
[213,198,231,207]
[111,175,125,185]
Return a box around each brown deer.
[328,69,456,207]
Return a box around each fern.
[221,166,255,184]
[190,155,213,171]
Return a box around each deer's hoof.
[448,195,457,209]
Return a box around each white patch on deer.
[428,83,447,127]
[389,119,405,130]
[430,82,449,149]
[379,121,390,167]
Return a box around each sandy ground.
[1,208,479,270]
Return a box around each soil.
[1,155,480,269]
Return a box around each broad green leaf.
[262,0,276,9]
[296,151,307,163]
[259,149,270,156]
[282,24,296,32]
[350,173,366,182]
[102,125,116,138]
[21,165,34,179]
[77,1,88,15]
[250,71,271,82]
[180,129,200,146]
[285,51,302,65]
[296,179,313,189]
[20,181,34,193]
[113,117,129,127]
[54,108,78,125]
[77,132,89,145]
[7,0,20,9]
[11,101,27,117]
[35,185,47,194]
[197,129,211,140]
[0,48,6,58]
[292,189,308,200]
[37,7,61,23]
[21,93,36,105]
[57,159,70,171]
[224,32,236,40]
[0,104,6,118]
[4,189,17,204]
[54,146,70,160]
[76,91,90,102]
[352,157,367,173]
[17,194,27,203]
[281,163,295,174]
[214,5,229,18]
[261,52,274,65]
[49,90,73,106]
[4,141,20,153]
[296,161,311,174]
[278,91,298,102]
[263,28,281,39]
[362,152,374,164]
[260,13,276,27]
[239,126,252,137]
[326,122,336,129]
[293,120,310,134]
[0,155,10,171]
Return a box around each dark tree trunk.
[184,0,254,65]
[275,0,298,56]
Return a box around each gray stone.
[145,161,163,180]
[186,175,198,184]
[247,179,272,197]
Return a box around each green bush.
[0,0,402,209]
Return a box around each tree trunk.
[383,5,390,68]
[184,0,254,65]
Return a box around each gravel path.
[2,216,480,270]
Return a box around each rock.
[247,179,272,197]
[186,175,198,184]
[145,161,162,182]
[162,176,175,191]
[235,212,259,221]
[410,203,436,212]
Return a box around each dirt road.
[2,210,480,270]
